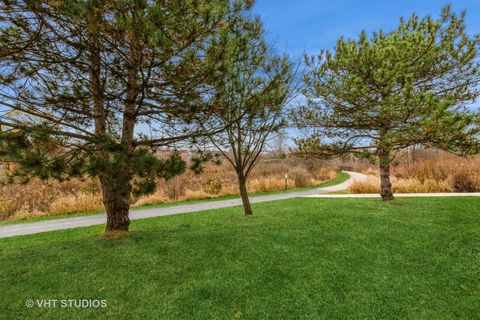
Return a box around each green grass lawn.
[1,197,479,319]
[0,172,350,225]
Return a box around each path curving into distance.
[0,171,366,239]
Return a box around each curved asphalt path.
[0,171,366,239]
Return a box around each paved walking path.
[0,171,365,238]
[4,171,478,238]
[303,193,480,198]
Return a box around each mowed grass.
[1,197,479,319]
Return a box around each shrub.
[452,172,479,192]
[203,177,223,195]
[0,197,17,220]
[162,176,187,200]
[313,167,337,181]
[289,167,311,188]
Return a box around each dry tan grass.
[182,190,217,200]
[248,177,295,192]
[350,155,480,194]
[314,167,337,181]
[49,192,104,215]
[4,153,477,220]
[0,156,337,221]
[132,191,166,207]
[0,178,84,220]
[349,176,454,193]
[348,177,380,194]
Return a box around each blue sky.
[253,1,480,143]
[253,0,480,57]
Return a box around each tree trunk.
[99,174,131,232]
[99,14,139,233]
[238,175,253,216]
[378,150,394,201]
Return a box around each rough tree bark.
[87,27,132,231]
[96,14,140,232]
[378,149,394,201]
[88,23,132,232]
[99,174,131,231]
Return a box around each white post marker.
[284,173,288,191]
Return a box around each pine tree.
[0,0,256,231]
[294,6,480,200]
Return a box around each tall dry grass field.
[0,156,337,221]
[349,154,480,194]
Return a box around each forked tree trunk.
[378,150,394,201]
[238,174,253,216]
[99,174,131,231]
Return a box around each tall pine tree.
[294,6,480,200]
[0,0,257,231]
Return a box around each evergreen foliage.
[294,6,480,200]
